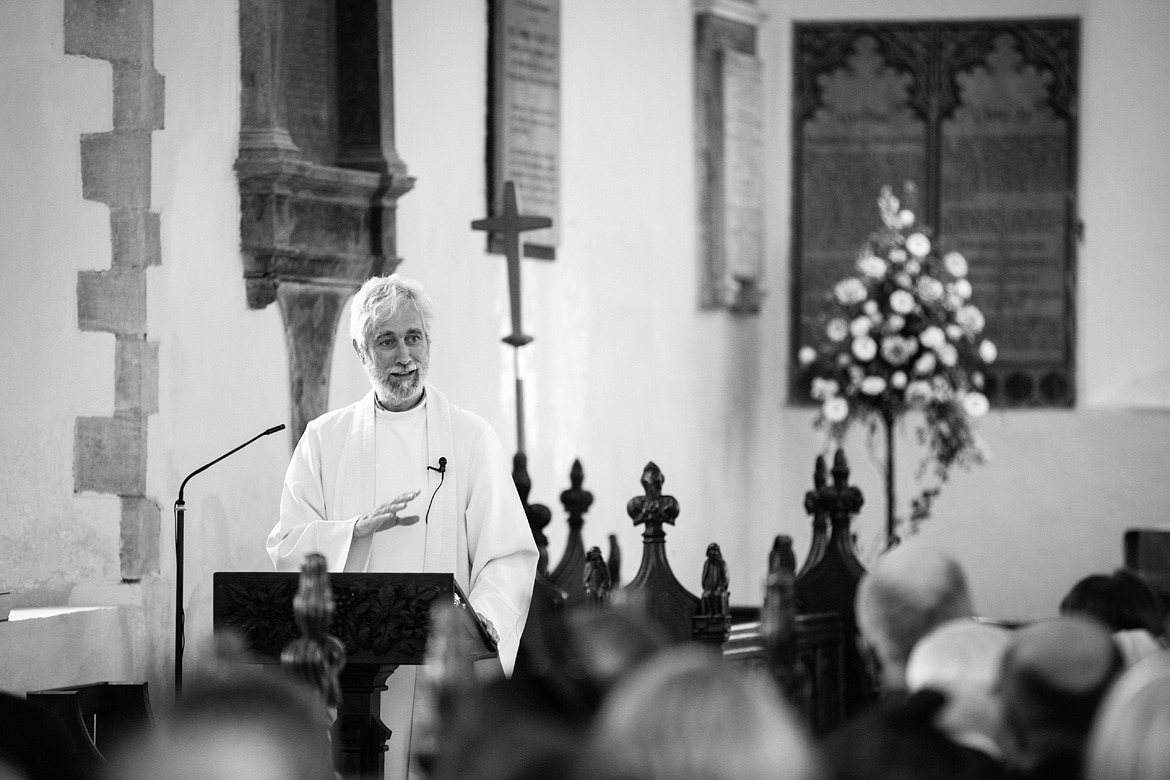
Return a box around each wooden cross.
[471,181,553,454]
[470,181,553,347]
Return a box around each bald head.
[856,542,974,691]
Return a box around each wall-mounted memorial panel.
[791,20,1079,407]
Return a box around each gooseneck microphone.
[174,423,285,698]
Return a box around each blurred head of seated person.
[580,646,820,780]
[855,541,975,693]
[996,615,1123,780]
[550,602,671,712]
[429,671,592,780]
[1084,648,1170,780]
[1060,569,1167,667]
[905,618,1013,761]
[821,688,1007,780]
[116,666,335,780]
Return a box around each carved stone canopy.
[237,0,416,446]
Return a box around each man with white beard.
[267,273,538,677]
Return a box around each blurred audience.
[581,646,821,780]
[905,618,1012,764]
[855,541,975,693]
[115,666,335,780]
[1060,569,1168,667]
[996,615,1122,780]
[1084,648,1170,780]
[821,689,1005,780]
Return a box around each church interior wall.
[2,0,1169,699]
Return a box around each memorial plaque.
[791,21,1079,407]
[798,33,927,349]
[488,0,561,257]
[694,3,766,312]
[941,32,1075,405]
[721,49,765,288]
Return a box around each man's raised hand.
[354,489,422,538]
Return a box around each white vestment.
[267,385,538,675]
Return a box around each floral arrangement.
[799,184,995,536]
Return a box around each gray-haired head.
[349,274,436,354]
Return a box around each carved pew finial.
[512,452,553,576]
[551,459,594,605]
[623,462,697,644]
[799,456,831,576]
[281,552,346,709]
[626,462,679,531]
[762,536,806,710]
[795,449,871,717]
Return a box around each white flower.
[963,392,990,417]
[906,232,931,257]
[899,209,915,227]
[895,272,913,289]
[858,254,888,279]
[837,353,851,367]
[944,251,968,277]
[827,318,849,342]
[946,324,963,341]
[938,343,958,367]
[889,248,907,263]
[906,380,932,406]
[932,376,953,398]
[811,377,840,400]
[889,290,916,314]
[979,339,998,363]
[852,336,878,361]
[905,259,922,275]
[863,300,879,315]
[972,372,985,389]
[951,279,972,300]
[883,314,905,334]
[915,352,937,375]
[881,336,918,366]
[834,278,868,305]
[860,376,887,395]
[850,316,873,337]
[957,305,986,334]
[891,371,908,389]
[920,326,945,349]
[917,276,944,302]
[822,396,849,423]
[798,346,817,365]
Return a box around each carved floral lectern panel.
[791,20,1079,407]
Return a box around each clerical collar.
[374,390,426,414]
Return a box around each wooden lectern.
[213,572,496,778]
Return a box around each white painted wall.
[2,0,1169,700]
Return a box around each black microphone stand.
[174,424,284,698]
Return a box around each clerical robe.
[267,385,538,676]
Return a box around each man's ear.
[352,339,364,362]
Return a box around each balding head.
[855,541,974,691]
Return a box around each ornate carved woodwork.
[280,552,346,708]
[794,450,874,716]
[213,571,493,778]
[551,459,593,606]
[623,462,701,644]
